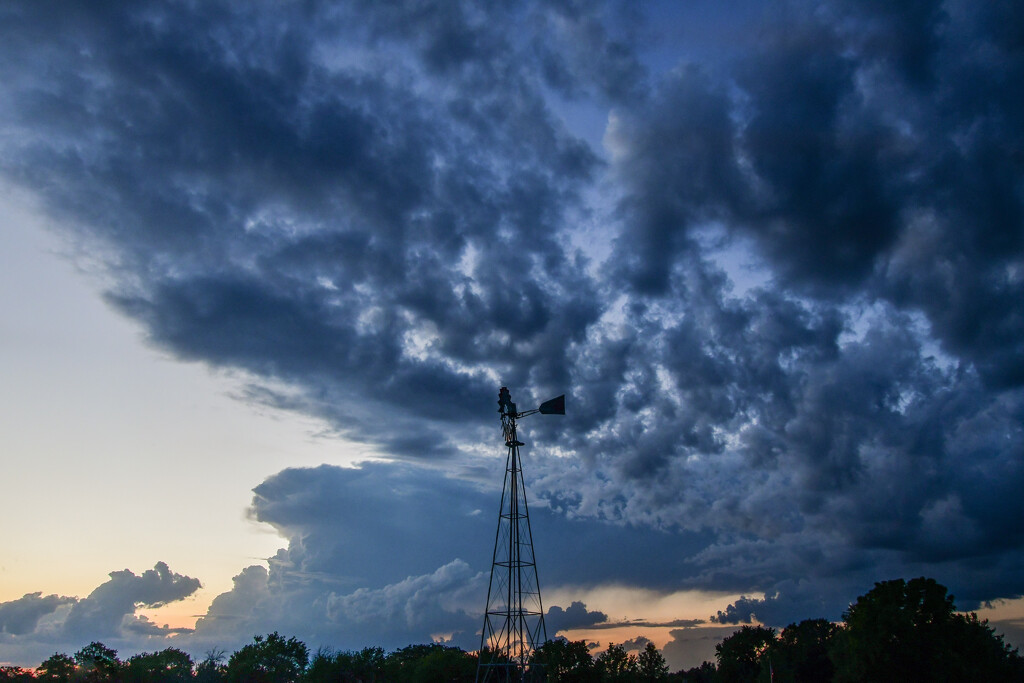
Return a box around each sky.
[1,0,1022,671]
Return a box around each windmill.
[476,387,565,683]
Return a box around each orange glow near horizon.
[545,584,757,625]
[135,592,213,633]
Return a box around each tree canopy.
[13,578,1024,682]
[225,632,308,683]
[830,577,1024,682]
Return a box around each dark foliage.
[193,651,226,683]
[637,642,668,683]
[34,654,76,682]
[20,579,1024,682]
[225,633,308,683]
[533,639,598,683]
[0,666,35,682]
[596,643,639,682]
[382,644,476,683]
[765,619,837,683]
[124,649,194,683]
[667,661,715,683]
[74,643,122,682]
[715,626,775,683]
[830,578,1024,682]
[306,646,385,683]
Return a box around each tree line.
[2,578,1021,682]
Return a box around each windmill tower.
[477,387,564,683]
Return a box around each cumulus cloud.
[0,0,1022,660]
[185,533,485,652]
[0,563,200,666]
[0,593,76,636]
[326,560,482,645]
[191,565,273,643]
[546,601,609,634]
[62,562,201,641]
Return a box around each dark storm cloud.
[0,0,603,455]
[545,601,609,633]
[611,0,1024,382]
[598,0,1015,626]
[176,462,705,654]
[581,0,1023,625]
[593,0,1015,626]
[246,463,708,594]
[1,0,1023,654]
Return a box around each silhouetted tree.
[830,577,1024,682]
[0,666,35,682]
[637,642,668,683]
[762,618,836,683]
[306,646,385,683]
[226,632,308,683]
[352,646,386,682]
[595,643,638,682]
[715,625,774,683]
[410,646,476,683]
[195,650,227,683]
[37,653,78,682]
[383,644,475,683]
[668,661,715,683]
[124,648,194,683]
[17,576,1023,683]
[75,642,122,682]
[532,639,597,683]
[304,649,335,683]
[943,610,1024,680]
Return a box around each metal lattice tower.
[477,387,563,683]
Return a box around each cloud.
[163,461,709,655]
[0,563,200,667]
[244,462,710,594]
[619,635,651,652]
[189,552,484,653]
[0,593,76,636]
[62,563,201,641]
[662,626,740,672]
[0,0,1022,663]
[0,0,604,460]
[544,0,1024,627]
[121,614,193,637]
[607,0,1023,384]
[991,619,1024,658]
[191,565,272,643]
[546,602,609,634]
[325,560,482,646]
[182,463,652,653]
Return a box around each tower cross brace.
[476,387,550,683]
